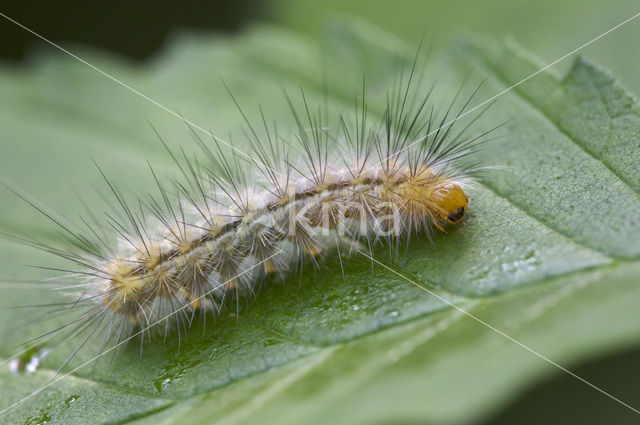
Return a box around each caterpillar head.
[430,183,468,226]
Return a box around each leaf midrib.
[33,258,630,401]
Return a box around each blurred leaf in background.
[269,0,640,94]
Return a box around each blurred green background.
[270,0,640,95]
[1,1,639,424]
[2,0,639,95]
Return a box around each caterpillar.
[7,59,494,363]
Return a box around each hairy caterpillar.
[5,56,495,366]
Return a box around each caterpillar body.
[105,159,470,326]
[11,66,493,357]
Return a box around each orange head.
[429,183,468,226]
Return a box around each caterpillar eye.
[447,207,465,223]
[430,183,468,228]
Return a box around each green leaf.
[1,22,639,424]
